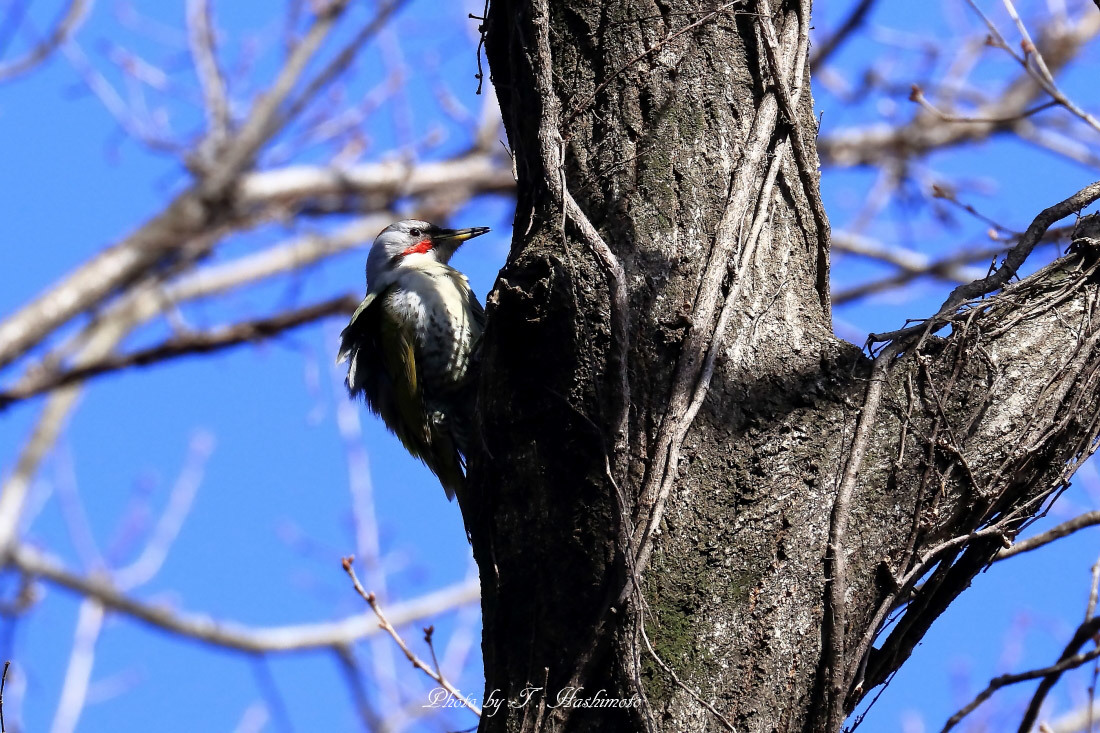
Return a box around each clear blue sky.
[0,0,1098,731]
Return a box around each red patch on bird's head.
[400,239,433,257]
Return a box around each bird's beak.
[436,226,490,242]
[432,226,489,264]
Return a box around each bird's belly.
[386,283,479,391]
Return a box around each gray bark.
[463,2,1100,732]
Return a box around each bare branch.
[832,225,1076,305]
[341,556,482,717]
[0,296,358,409]
[833,229,990,275]
[971,0,1100,135]
[942,616,1100,732]
[196,0,356,194]
[996,510,1100,561]
[142,216,387,305]
[186,0,230,146]
[809,0,877,71]
[818,12,1100,168]
[277,0,410,130]
[49,601,104,733]
[0,0,92,82]
[0,1,361,373]
[10,544,480,654]
[909,84,1059,124]
[871,180,1100,345]
[236,153,514,207]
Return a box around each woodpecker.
[338,219,489,501]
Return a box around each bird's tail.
[429,423,465,503]
[437,466,462,503]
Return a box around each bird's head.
[365,219,490,290]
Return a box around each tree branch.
[342,557,481,717]
[871,180,1100,345]
[0,296,358,409]
[10,543,480,654]
[236,153,514,207]
[186,0,230,146]
[817,12,1100,169]
[0,0,91,82]
[0,0,364,373]
[809,0,876,72]
[996,510,1100,562]
[942,616,1100,732]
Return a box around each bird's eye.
[409,228,422,237]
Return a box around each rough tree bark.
[463,1,1100,732]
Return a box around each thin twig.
[993,0,1100,134]
[996,510,1100,561]
[817,10,1100,169]
[0,0,91,82]
[871,180,1100,345]
[941,616,1100,732]
[809,0,876,71]
[49,601,105,733]
[910,85,1059,124]
[186,0,230,146]
[470,0,490,94]
[639,627,735,732]
[1,660,8,733]
[332,365,402,708]
[341,556,481,717]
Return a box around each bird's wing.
[376,297,426,445]
[447,270,486,331]
[337,292,375,364]
[470,294,486,332]
[338,286,432,455]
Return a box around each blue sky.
[1,0,1099,731]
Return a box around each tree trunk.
[464,1,1100,732]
